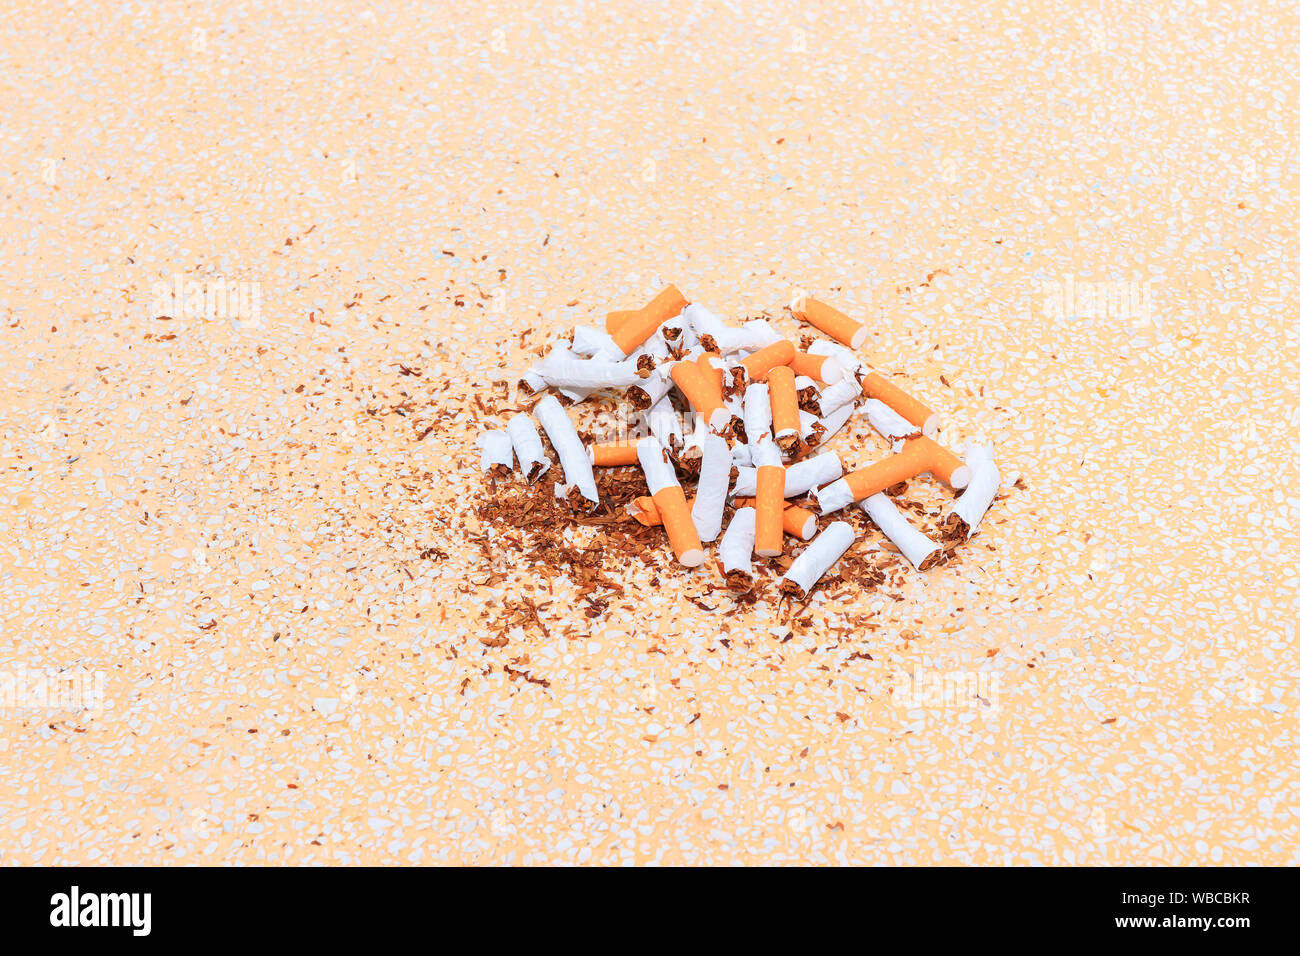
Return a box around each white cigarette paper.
[783,452,843,497]
[571,325,624,361]
[719,507,756,579]
[864,398,921,441]
[861,493,940,570]
[743,382,772,446]
[949,440,1000,537]
[518,370,548,395]
[478,429,514,473]
[809,339,864,379]
[537,357,643,390]
[690,435,733,542]
[629,368,673,408]
[506,414,550,481]
[683,305,780,354]
[730,443,753,466]
[798,409,818,441]
[534,395,599,505]
[816,377,860,417]
[782,521,856,597]
[814,477,855,515]
[817,403,855,444]
[731,465,757,498]
[645,396,684,449]
[636,438,679,493]
[752,439,782,470]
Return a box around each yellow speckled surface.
[1,1,1295,865]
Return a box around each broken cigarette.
[738,339,796,382]
[637,438,706,567]
[861,373,939,438]
[506,414,550,482]
[683,304,780,354]
[670,359,730,430]
[816,403,855,445]
[589,440,641,467]
[946,440,1000,538]
[790,350,845,384]
[814,437,969,514]
[571,325,625,361]
[753,440,785,557]
[536,356,644,391]
[733,498,818,540]
[742,382,772,447]
[534,395,600,505]
[478,429,514,476]
[719,506,756,588]
[690,434,733,543]
[627,368,673,409]
[612,285,689,356]
[815,376,861,418]
[781,521,856,598]
[861,493,941,570]
[627,495,661,526]
[793,297,868,349]
[767,365,801,454]
[864,397,921,442]
[784,452,844,497]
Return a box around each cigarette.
[637,438,706,567]
[660,314,696,352]
[767,365,802,453]
[738,339,796,382]
[790,350,846,384]
[719,506,756,588]
[781,521,856,599]
[799,409,820,444]
[627,368,673,410]
[861,493,941,570]
[536,357,644,390]
[689,434,733,542]
[793,298,869,349]
[571,325,625,361]
[478,429,515,476]
[946,440,1000,538]
[506,414,551,482]
[816,403,855,445]
[628,495,661,526]
[808,339,864,379]
[683,305,781,354]
[743,382,772,446]
[589,440,641,466]
[534,395,600,505]
[517,370,548,396]
[612,285,689,356]
[753,440,786,557]
[730,442,753,466]
[861,372,939,438]
[815,376,861,417]
[864,397,921,442]
[784,452,843,496]
[813,438,969,514]
[669,359,730,430]
[701,353,743,400]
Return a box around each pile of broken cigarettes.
[477,286,1000,600]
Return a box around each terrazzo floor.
[1,1,1295,865]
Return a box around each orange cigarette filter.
[610,285,688,355]
[651,486,705,566]
[789,350,833,383]
[907,436,970,488]
[754,464,786,557]
[738,340,796,381]
[696,352,725,392]
[783,504,817,540]
[861,372,938,436]
[767,365,802,449]
[670,360,728,429]
[605,309,639,334]
[629,495,662,526]
[794,297,868,349]
[590,440,641,467]
[734,497,818,540]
